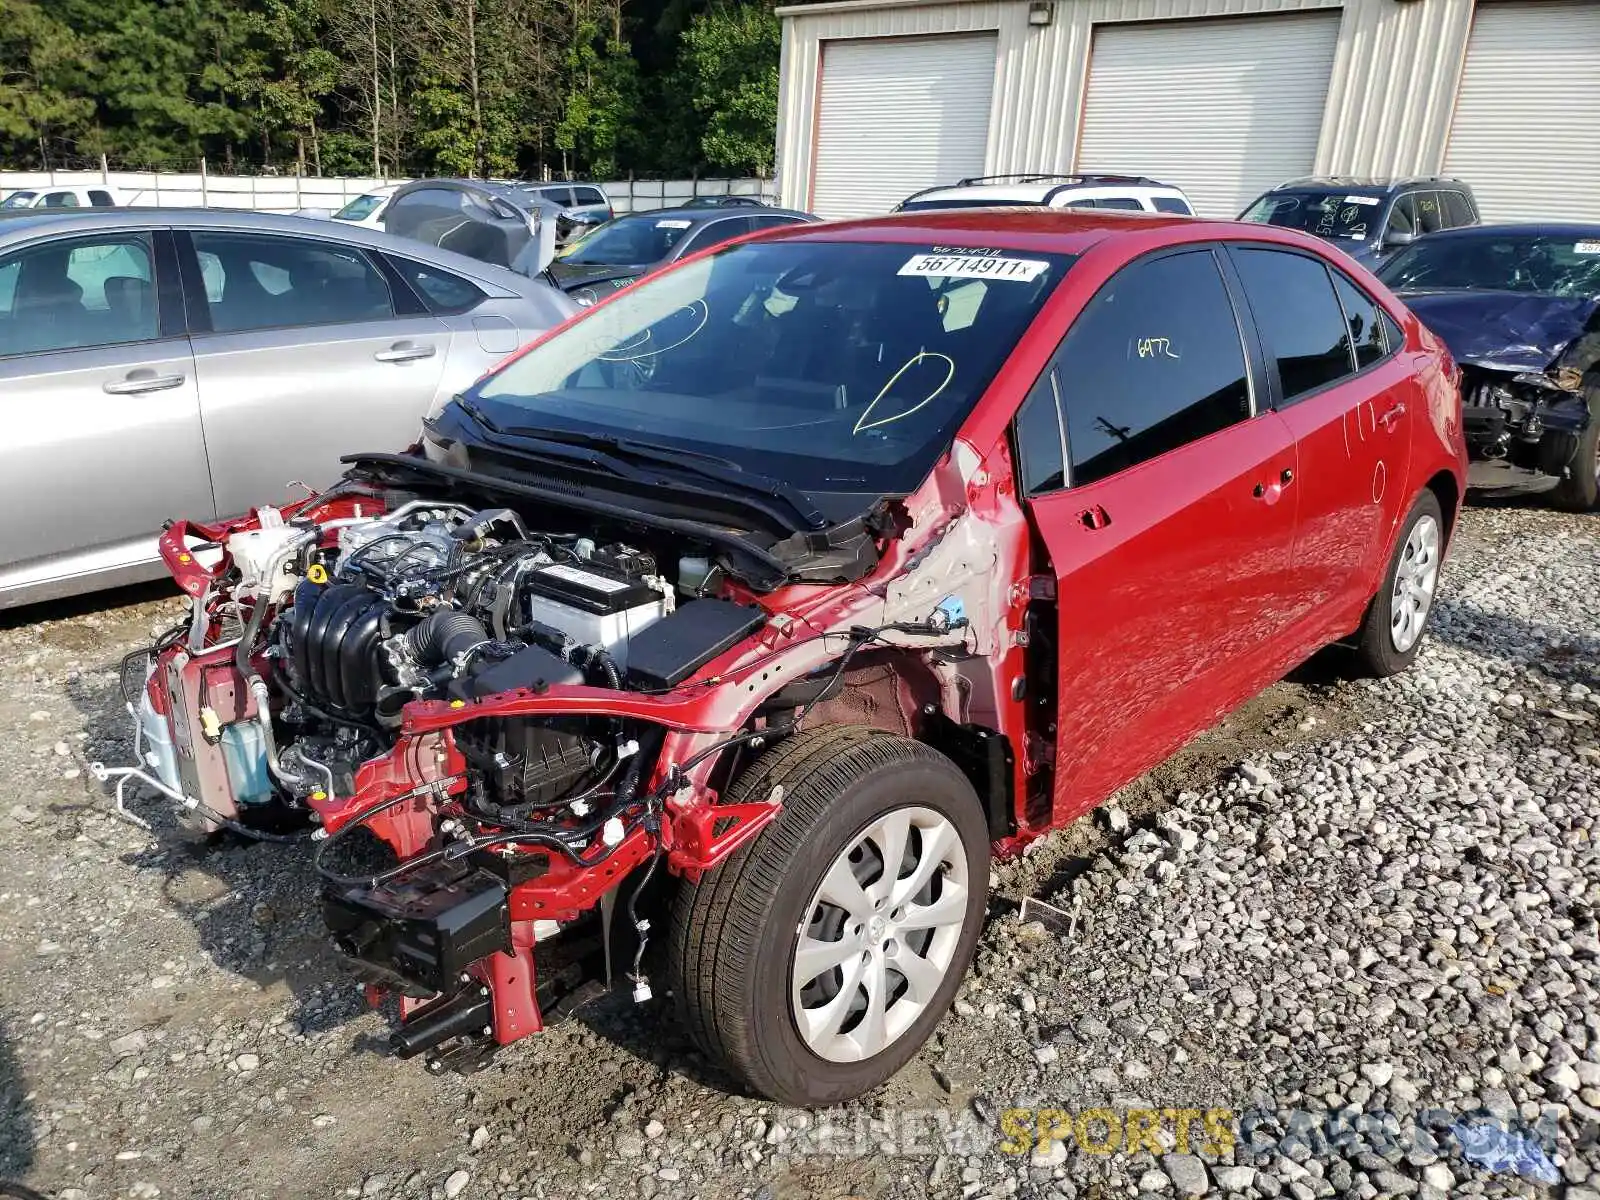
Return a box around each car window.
[1412,193,1444,235]
[1051,248,1251,486]
[1242,192,1379,242]
[746,214,800,232]
[1063,198,1099,209]
[190,232,395,333]
[42,191,80,208]
[1382,311,1405,354]
[0,233,157,356]
[335,194,386,221]
[572,187,605,207]
[1232,248,1353,402]
[678,218,752,256]
[88,190,115,208]
[560,213,697,265]
[1441,190,1476,228]
[1,191,37,209]
[387,256,485,315]
[1330,271,1388,371]
[1152,196,1193,215]
[1014,372,1067,494]
[1386,198,1416,239]
[1096,197,1143,211]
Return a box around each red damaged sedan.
[102,210,1466,1106]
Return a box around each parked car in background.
[509,181,614,244]
[2,184,121,210]
[381,178,564,277]
[0,208,575,607]
[331,184,400,229]
[128,209,1463,1108]
[895,174,1194,215]
[1240,177,1479,268]
[681,194,768,208]
[544,204,818,303]
[1378,224,1600,509]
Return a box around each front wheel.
[1350,489,1445,677]
[667,726,990,1106]
[1548,384,1600,512]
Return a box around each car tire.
[667,725,989,1106]
[1350,489,1446,678]
[1548,383,1600,512]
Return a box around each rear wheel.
[667,726,989,1106]
[1350,489,1445,677]
[1548,383,1600,512]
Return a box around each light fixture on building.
[1028,1,1054,26]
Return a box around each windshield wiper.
[455,403,828,532]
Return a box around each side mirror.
[1385,228,1416,248]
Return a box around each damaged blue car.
[1379,225,1600,510]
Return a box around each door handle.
[374,342,437,364]
[1078,505,1112,531]
[103,372,185,395]
[1377,402,1406,430]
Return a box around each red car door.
[1016,247,1301,828]
[1227,246,1415,646]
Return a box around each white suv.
[896,173,1194,215]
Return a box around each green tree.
[555,20,641,178]
[234,0,340,172]
[0,0,95,166]
[679,2,778,177]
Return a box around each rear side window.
[1330,271,1388,370]
[679,218,751,255]
[1441,190,1476,228]
[572,187,606,206]
[387,257,486,315]
[1096,197,1143,211]
[1232,247,1353,402]
[190,232,395,333]
[1053,249,1251,486]
[1400,193,1444,235]
[42,191,80,208]
[88,190,115,207]
[1152,196,1193,215]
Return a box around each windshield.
[899,198,1037,211]
[334,194,386,221]
[1240,191,1383,241]
[1379,234,1600,298]
[561,214,696,265]
[1,192,37,209]
[472,239,1074,495]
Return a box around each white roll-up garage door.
[810,33,996,220]
[1077,13,1340,219]
[1443,1,1600,222]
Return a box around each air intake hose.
[406,609,491,668]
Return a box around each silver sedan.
[0,208,576,608]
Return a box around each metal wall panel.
[778,0,1478,213]
[1442,0,1600,221]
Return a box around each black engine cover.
[285,582,390,715]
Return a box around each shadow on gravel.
[0,1017,34,1179]
[1432,596,1600,690]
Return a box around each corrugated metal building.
[775,0,1600,221]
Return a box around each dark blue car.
[1239,177,1480,268]
[1378,224,1600,510]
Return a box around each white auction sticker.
[1343,195,1381,206]
[898,253,1048,282]
[539,563,629,593]
[1574,241,1600,255]
[656,219,692,229]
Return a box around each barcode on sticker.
[898,253,1048,282]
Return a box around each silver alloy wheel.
[1390,513,1441,654]
[790,805,970,1063]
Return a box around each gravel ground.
[0,502,1595,1200]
